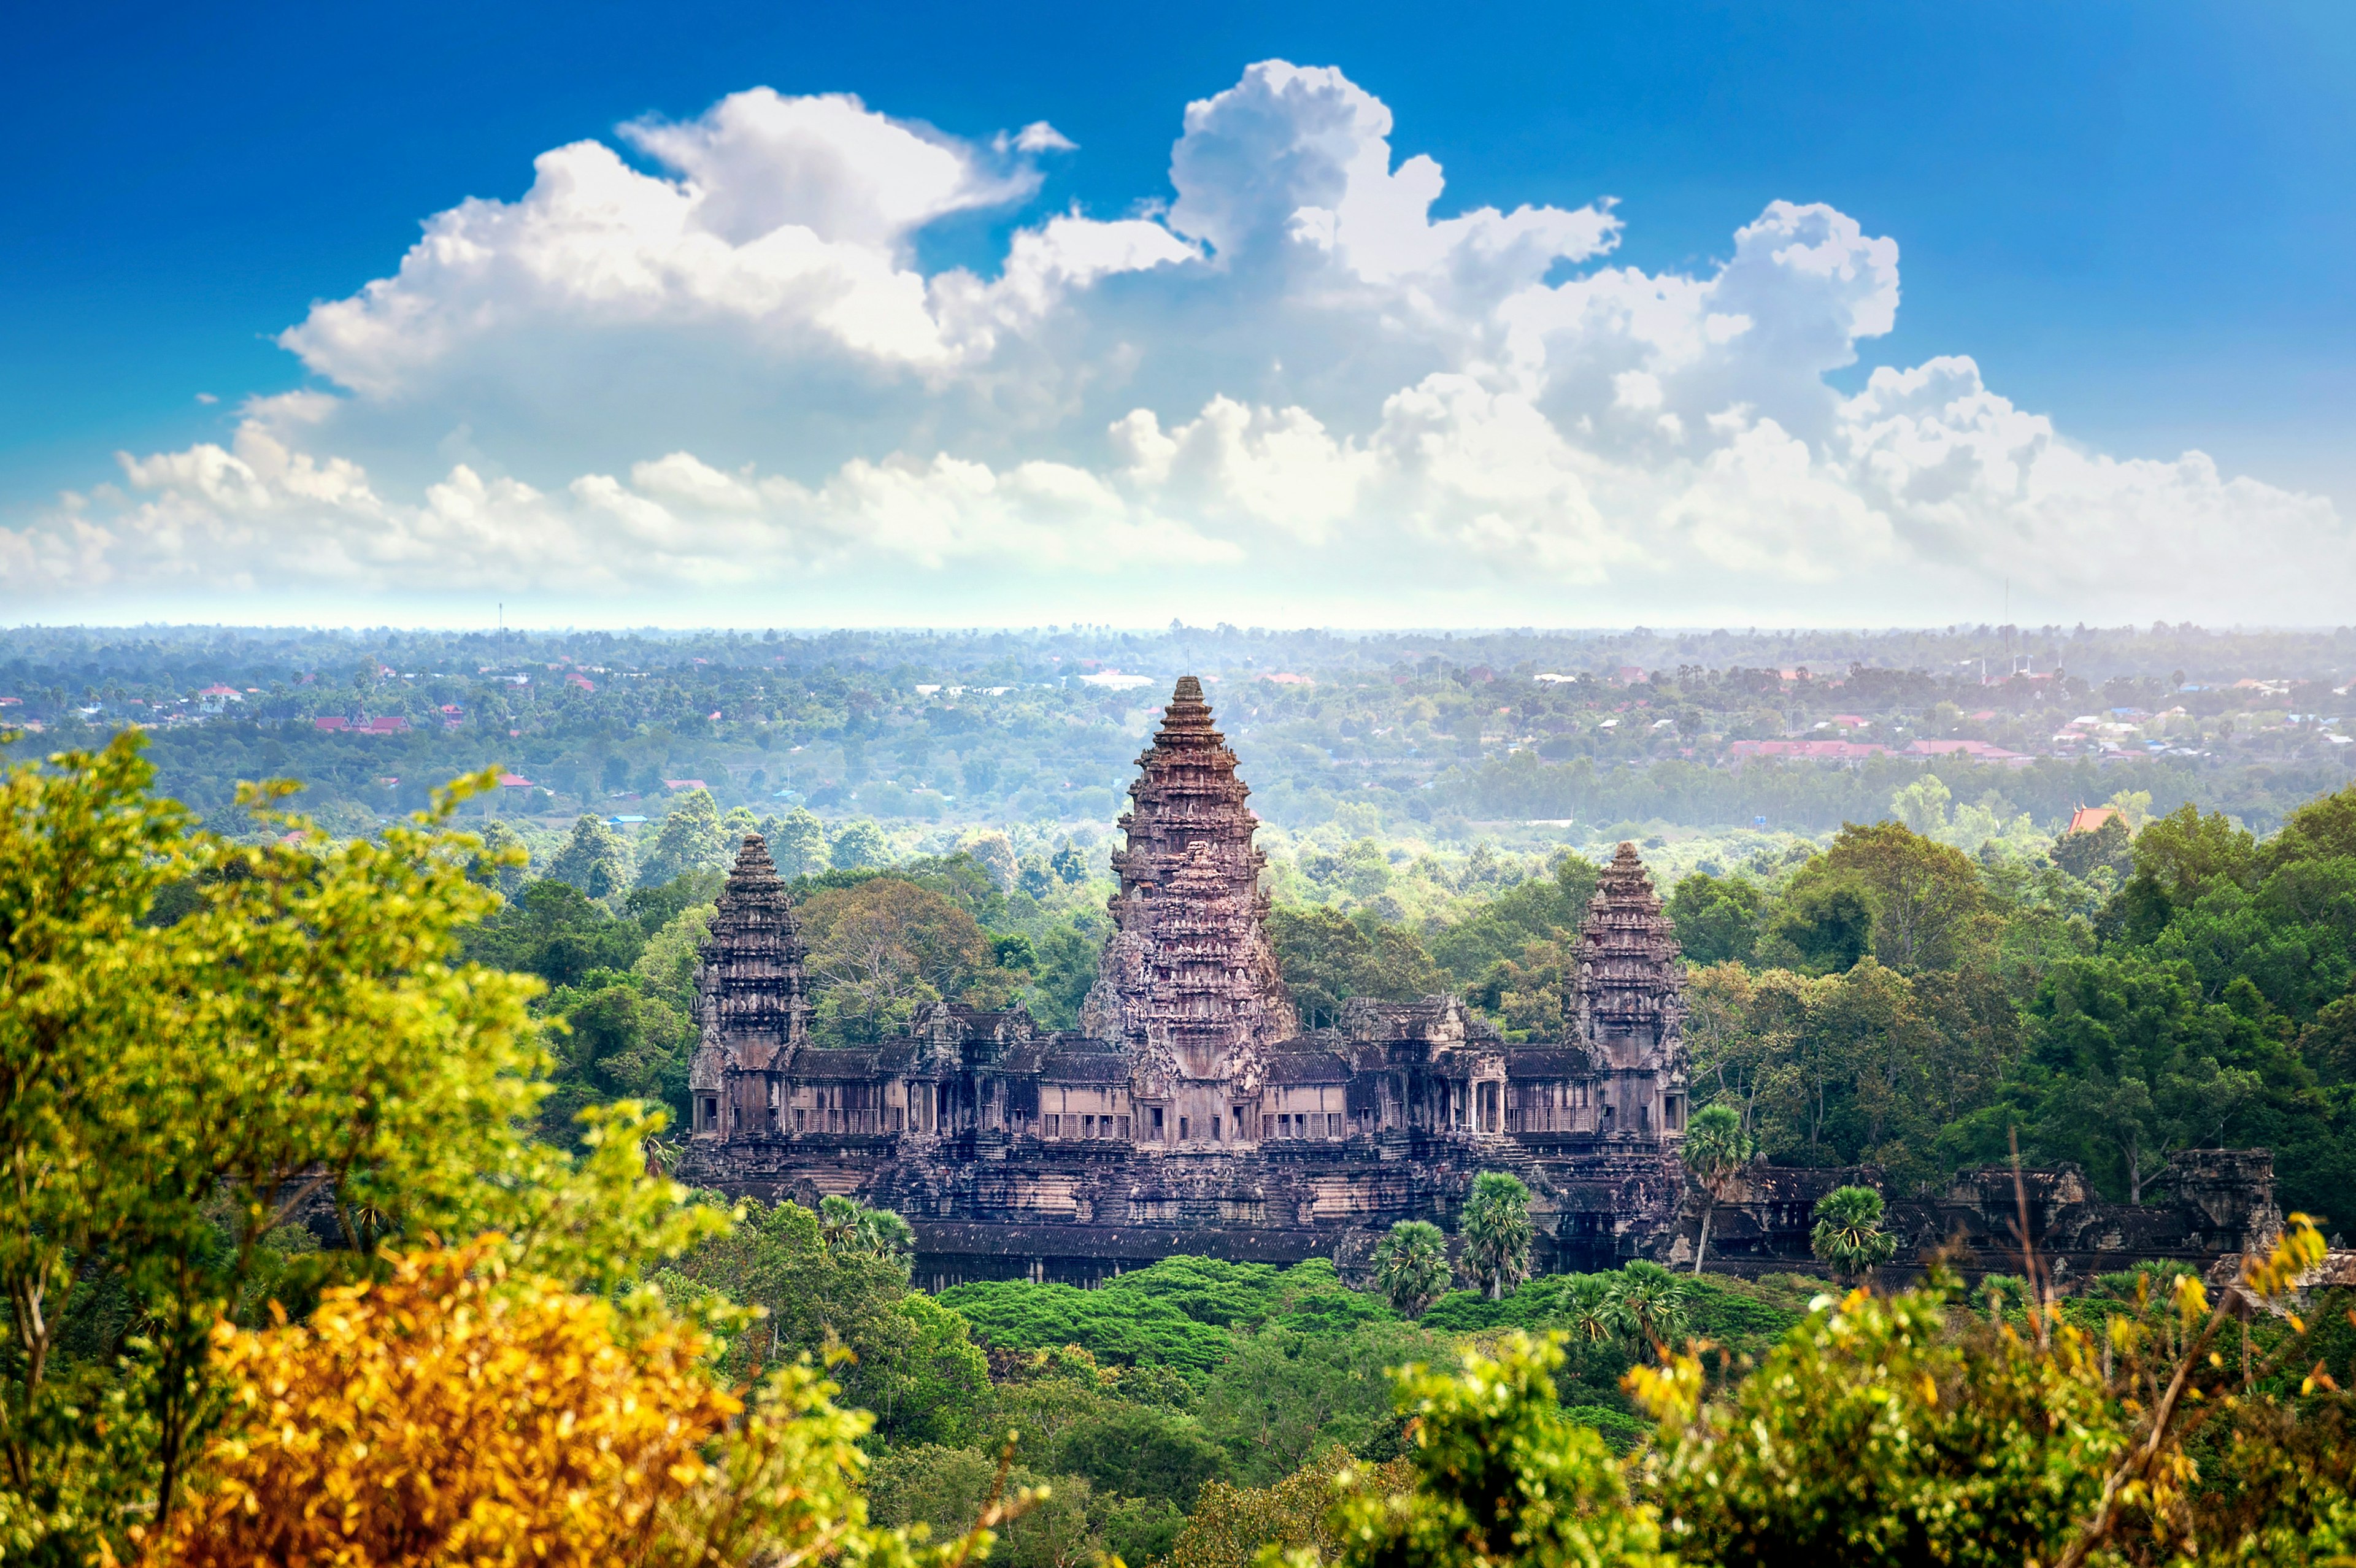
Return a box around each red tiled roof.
[663,778,709,791]
[2066,805,2119,835]
[1726,739,1891,761]
[1906,739,2028,761]
[497,773,534,788]
[313,716,350,731]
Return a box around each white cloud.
[8,61,2346,625]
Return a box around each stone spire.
[1085,676,1295,1128]
[1572,843,1684,1039]
[1571,844,1687,1139]
[693,834,810,1072]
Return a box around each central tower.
[1084,675,1297,1145]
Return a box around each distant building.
[1725,739,1890,763]
[679,677,2273,1288]
[1905,739,2033,767]
[2066,805,2122,836]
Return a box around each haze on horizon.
[4,3,2350,631]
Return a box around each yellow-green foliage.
[1317,1332,1673,1568]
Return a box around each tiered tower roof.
[1573,842,1684,1032]
[1090,675,1295,1086]
[1108,675,1267,901]
[695,834,810,1067]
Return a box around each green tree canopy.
[544,812,631,899]
[1459,1171,1534,1300]
[1809,1185,1898,1282]
[800,877,1015,1042]
[1372,1220,1453,1318]
[1269,905,1447,1029]
[637,789,728,887]
[1665,871,1764,966]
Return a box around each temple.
[680,677,2280,1286]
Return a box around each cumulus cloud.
[7,61,2345,624]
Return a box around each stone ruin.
[680,676,2281,1288]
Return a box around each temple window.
[1116,1115,1131,1139]
[1151,1107,1165,1139]
[1044,1114,1060,1137]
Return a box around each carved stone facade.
[678,676,2279,1286]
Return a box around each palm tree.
[817,1193,863,1249]
[1680,1103,1754,1275]
[1372,1220,1452,1316]
[1603,1260,1693,1362]
[1810,1185,1898,1285]
[1460,1170,1535,1299]
[852,1206,916,1264]
[1558,1275,1618,1345]
[817,1195,915,1267]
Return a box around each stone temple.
[681,677,2281,1285]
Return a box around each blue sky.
[3,0,2350,626]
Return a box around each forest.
[9,715,2356,1563]
[3,623,2350,858]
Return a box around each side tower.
[687,834,811,1140]
[1570,843,1689,1141]
[1085,675,1298,1145]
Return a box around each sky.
[3,0,2352,629]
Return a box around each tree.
[1426,852,1601,984]
[1601,1261,1692,1361]
[1680,1103,1753,1274]
[1371,1221,1452,1318]
[471,818,531,896]
[544,812,632,898]
[831,819,893,870]
[1269,905,1446,1029]
[155,1239,736,1567]
[1322,1331,1673,1568]
[1665,872,1763,966]
[2123,802,2257,915]
[819,1193,917,1264]
[1051,840,1087,885]
[1633,1221,2331,1568]
[1822,820,1992,974]
[2264,782,2356,872]
[0,745,564,1555]
[155,1235,1004,1568]
[1026,920,1103,1029]
[765,807,830,878]
[1809,1186,1898,1283]
[465,878,645,987]
[1169,1445,1413,1568]
[637,788,728,887]
[866,1443,1087,1568]
[1760,880,1874,974]
[1196,1320,1444,1485]
[799,878,1007,1042]
[669,1198,988,1448]
[545,980,695,1134]
[2051,813,2132,882]
[1458,1171,1534,1299]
